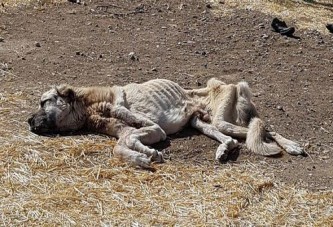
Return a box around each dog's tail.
[246,117,282,156]
[235,82,281,156]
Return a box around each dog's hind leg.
[190,115,238,161]
[214,119,304,156]
[213,121,248,138]
[267,132,304,155]
[211,81,261,139]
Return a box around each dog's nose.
[27,115,38,132]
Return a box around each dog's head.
[28,85,86,135]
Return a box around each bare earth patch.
[0,0,333,225]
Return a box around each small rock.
[206,3,212,8]
[69,75,77,79]
[277,105,284,111]
[195,50,207,56]
[68,0,81,3]
[0,37,4,42]
[129,52,139,61]
[68,9,77,14]
[35,42,41,47]
[320,156,329,160]
[76,51,81,55]
[258,23,265,29]
[151,68,157,72]
[262,34,269,39]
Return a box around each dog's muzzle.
[28,111,56,134]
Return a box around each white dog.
[28,78,304,169]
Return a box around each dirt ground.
[0,0,332,191]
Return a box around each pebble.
[262,34,269,39]
[128,52,139,61]
[35,42,41,47]
[0,37,4,42]
[68,10,77,14]
[277,105,284,111]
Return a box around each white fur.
[31,78,305,169]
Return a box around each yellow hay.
[1,82,332,225]
[209,0,333,34]
[1,0,65,7]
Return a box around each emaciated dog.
[28,78,304,169]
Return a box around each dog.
[28,78,304,169]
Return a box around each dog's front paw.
[227,139,239,150]
[135,155,153,169]
[216,143,229,161]
[150,151,165,163]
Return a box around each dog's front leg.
[122,125,166,163]
[87,115,160,169]
[113,142,155,171]
[106,104,156,128]
[190,115,238,161]
[104,104,167,162]
[87,114,127,138]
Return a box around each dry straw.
[0,0,65,12]
[1,85,333,226]
[210,0,333,34]
[1,1,333,225]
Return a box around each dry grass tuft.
[1,91,333,225]
[0,0,65,11]
[210,0,333,34]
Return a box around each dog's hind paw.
[284,142,305,155]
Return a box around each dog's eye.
[56,99,65,106]
[40,100,47,107]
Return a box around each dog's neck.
[74,86,117,106]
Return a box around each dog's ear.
[55,85,76,102]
